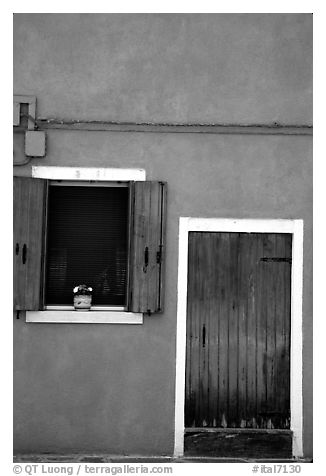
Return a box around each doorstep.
[184,429,293,459]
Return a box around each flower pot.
[73,294,92,311]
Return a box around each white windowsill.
[26,311,143,324]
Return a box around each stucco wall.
[13,13,313,458]
[13,13,312,124]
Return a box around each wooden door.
[185,232,292,429]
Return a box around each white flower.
[73,286,79,293]
[88,287,93,292]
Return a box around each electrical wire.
[13,155,32,166]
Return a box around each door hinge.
[260,257,292,263]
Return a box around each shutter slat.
[13,177,47,310]
[148,182,163,312]
[129,182,149,310]
[129,181,167,314]
[147,183,160,312]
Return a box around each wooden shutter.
[129,181,167,314]
[13,177,48,310]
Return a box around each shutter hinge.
[156,245,163,264]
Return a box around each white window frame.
[26,166,146,324]
[174,217,304,458]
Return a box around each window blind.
[45,185,129,306]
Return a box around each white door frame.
[174,217,304,458]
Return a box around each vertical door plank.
[217,233,230,427]
[185,233,195,426]
[201,233,210,426]
[274,234,292,427]
[200,233,208,426]
[208,234,219,427]
[256,234,267,427]
[186,232,201,426]
[228,233,239,427]
[238,233,249,427]
[246,234,259,427]
[264,234,277,428]
[196,233,204,425]
[203,233,212,426]
[283,235,292,427]
[274,234,285,426]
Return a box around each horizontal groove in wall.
[29,120,313,136]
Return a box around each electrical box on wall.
[14,95,47,161]
[25,131,46,158]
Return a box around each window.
[46,183,129,308]
[14,176,166,316]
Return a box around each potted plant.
[73,284,93,311]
